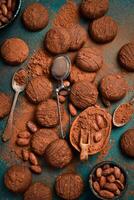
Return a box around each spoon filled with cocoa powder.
[113,97,134,127]
[2,68,28,142]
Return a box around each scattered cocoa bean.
[96,115,106,129]
[29,152,38,166]
[94,131,102,143]
[103,168,114,176]
[114,166,121,179]
[30,165,42,174]
[22,149,29,161]
[59,95,66,103]
[104,183,118,193]
[27,121,38,133]
[96,168,102,178]
[115,180,124,190]
[59,90,69,96]
[99,190,115,199]
[16,138,30,146]
[93,181,100,193]
[18,131,31,139]
[107,175,115,183]
[63,80,70,87]
[69,103,77,117]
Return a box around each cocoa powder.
[53,1,80,29]
[14,69,28,86]
[114,103,134,125]
[27,48,53,78]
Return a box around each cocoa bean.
[103,168,114,176]
[115,189,121,196]
[104,183,118,193]
[29,152,38,165]
[16,138,30,146]
[27,121,37,133]
[30,165,42,174]
[96,168,102,178]
[7,0,12,10]
[103,164,110,170]
[114,166,121,179]
[59,95,66,103]
[100,176,106,188]
[115,180,124,190]
[22,149,29,161]
[96,115,106,129]
[1,4,8,16]
[107,175,115,183]
[0,15,8,23]
[69,103,77,117]
[119,173,125,184]
[94,131,102,143]
[18,131,30,139]
[99,190,115,199]
[93,181,100,193]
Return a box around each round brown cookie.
[0,92,11,119]
[4,165,32,193]
[118,42,134,71]
[36,99,60,127]
[55,173,84,200]
[100,74,128,101]
[26,76,53,104]
[76,47,103,72]
[70,80,98,109]
[24,182,52,200]
[45,139,73,168]
[80,0,109,19]
[70,64,96,83]
[31,129,59,155]
[69,24,87,51]
[120,129,134,157]
[1,38,29,65]
[89,16,118,43]
[45,27,71,54]
[22,3,49,31]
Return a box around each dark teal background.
[0,0,134,199]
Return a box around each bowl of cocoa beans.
[89,161,128,200]
[0,0,21,30]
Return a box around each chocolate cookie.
[118,42,134,71]
[24,182,52,200]
[89,16,118,43]
[100,74,128,101]
[70,80,98,109]
[45,139,73,168]
[76,47,103,72]
[4,165,32,193]
[0,92,11,119]
[45,27,70,54]
[80,0,109,19]
[55,173,84,200]
[69,24,87,51]
[31,129,59,155]
[120,129,134,157]
[36,99,60,127]
[70,64,96,83]
[1,38,29,65]
[70,106,112,155]
[26,76,53,104]
[22,3,49,31]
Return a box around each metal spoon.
[2,68,28,142]
[113,97,134,127]
[51,55,71,139]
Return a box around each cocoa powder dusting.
[27,48,53,78]
[53,1,80,29]
[8,97,36,159]
[114,103,134,125]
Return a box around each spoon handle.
[2,91,19,142]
